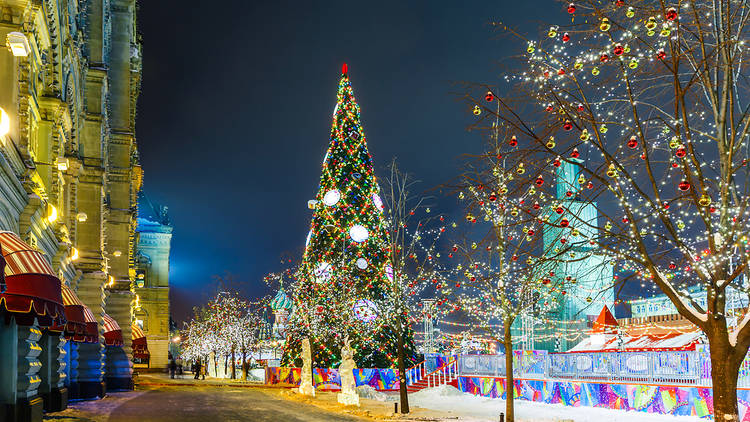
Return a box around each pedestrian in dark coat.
[169,357,177,379]
[194,360,202,380]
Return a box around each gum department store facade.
[0,1,170,420]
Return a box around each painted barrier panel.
[266,367,399,391]
[458,376,750,419]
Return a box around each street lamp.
[6,32,30,57]
[0,108,9,137]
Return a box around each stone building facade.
[134,193,172,369]
[0,0,143,419]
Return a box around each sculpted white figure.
[298,338,315,396]
[337,336,360,406]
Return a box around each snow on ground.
[409,385,707,422]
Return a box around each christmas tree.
[283,64,412,368]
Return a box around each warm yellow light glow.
[134,294,141,310]
[56,157,69,171]
[113,250,122,257]
[6,32,30,57]
[172,336,181,343]
[107,275,115,287]
[70,247,79,261]
[76,212,87,222]
[47,204,58,223]
[0,108,9,137]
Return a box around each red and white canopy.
[102,312,123,346]
[132,323,149,359]
[60,283,98,343]
[0,231,65,327]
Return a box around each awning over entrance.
[102,312,123,346]
[59,283,99,343]
[0,231,65,327]
[132,323,149,359]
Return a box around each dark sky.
[136,1,557,323]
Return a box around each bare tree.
[380,160,450,414]
[474,1,750,419]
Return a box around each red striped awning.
[102,312,123,346]
[58,283,98,343]
[132,323,149,359]
[0,231,65,328]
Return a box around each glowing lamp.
[6,32,30,57]
[70,247,79,261]
[113,250,122,257]
[77,212,87,222]
[349,224,368,242]
[0,108,9,137]
[55,157,69,171]
[47,204,58,223]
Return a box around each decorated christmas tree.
[282,64,413,368]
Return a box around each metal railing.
[423,358,457,388]
[405,361,425,385]
[456,350,750,387]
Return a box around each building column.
[75,272,106,399]
[38,333,67,412]
[104,290,133,390]
[0,318,44,422]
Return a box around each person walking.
[194,360,202,380]
[168,356,177,379]
[200,360,206,380]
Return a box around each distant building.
[134,194,173,369]
[270,289,292,339]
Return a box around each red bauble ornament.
[656,49,666,60]
[563,120,573,130]
[545,104,554,112]
[560,218,570,227]
[553,157,562,167]
[627,136,638,148]
[509,135,518,147]
[535,175,545,186]
[678,180,690,191]
[527,229,535,236]
[665,7,677,21]
[567,3,576,13]
[675,146,687,158]
[600,54,610,62]
[571,148,580,158]
[577,103,585,112]
[489,193,497,201]
[342,63,348,74]
[485,91,494,102]
[558,68,566,75]
[613,44,624,56]
[556,206,564,214]
[562,33,570,42]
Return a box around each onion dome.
[270,289,293,311]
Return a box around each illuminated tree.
[446,123,603,422]
[283,64,398,368]
[380,160,448,413]
[475,1,750,418]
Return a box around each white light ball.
[314,262,332,283]
[385,265,394,282]
[356,258,368,269]
[323,189,341,206]
[372,194,384,212]
[349,225,369,243]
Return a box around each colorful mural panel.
[457,376,750,419]
[266,368,399,391]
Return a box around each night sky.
[136,1,558,323]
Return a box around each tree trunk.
[710,338,741,422]
[231,345,236,380]
[241,347,248,381]
[504,318,515,422]
[397,322,410,414]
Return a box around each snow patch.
[355,385,395,402]
[408,385,706,422]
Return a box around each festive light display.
[282,65,406,368]
[472,1,750,419]
[180,291,264,379]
